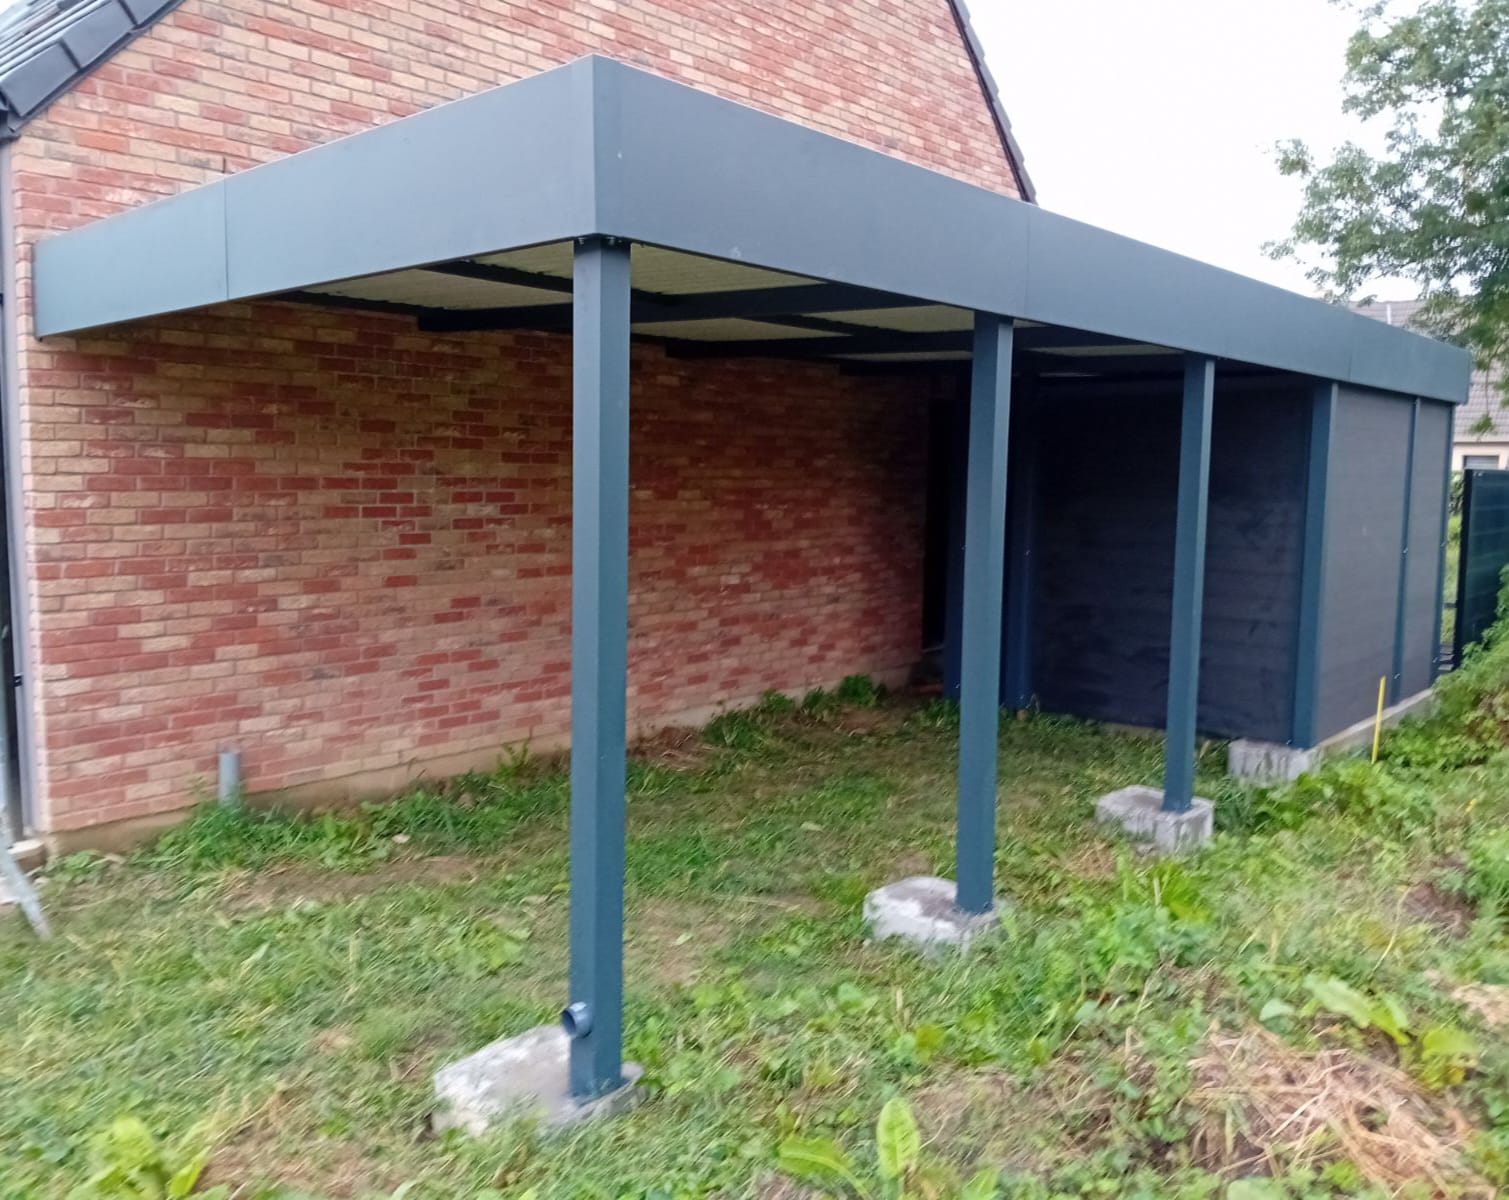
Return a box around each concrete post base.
[432,1024,642,1136]
[1095,785,1214,853]
[1227,739,1319,783]
[863,875,1003,952]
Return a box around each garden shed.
[31,56,1469,1104]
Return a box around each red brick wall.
[8,0,1004,834]
[32,302,925,833]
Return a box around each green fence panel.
[1455,468,1509,662]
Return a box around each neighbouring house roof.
[0,0,180,137]
[1353,299,1505,442]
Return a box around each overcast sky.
[971,0,1408,300]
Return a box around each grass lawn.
[9,665,1509,1199]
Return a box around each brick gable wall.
[7,0,1002,836]
[11,0,1019,239]
[34,304,925,833]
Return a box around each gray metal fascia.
[31,53,1474,406]
[587,58,1470,404]
[33,177,227,335]
[590,56,1033,320]
[34,57,602,335]
[223,58,599,298]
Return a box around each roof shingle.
[0,0,180,137]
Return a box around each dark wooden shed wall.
[1026,375,1310,742]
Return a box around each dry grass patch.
[1189,1029,1487,1196]
[1451,982,1509,1030]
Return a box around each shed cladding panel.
[1314,387,1415,740]
[1399,401,1450,697]
[1029,377,1308,743]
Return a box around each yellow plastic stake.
[1371,675,1387,764]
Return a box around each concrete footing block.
[863,875,1002,952]
[1095,785,1213,853]
[432,1024,642,1136]
[1228,739,1319,783]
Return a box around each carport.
[32,56,1471,1106]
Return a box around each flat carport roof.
[27,53,1474,1112]
[34,54,1470,404]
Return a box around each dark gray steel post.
[955,314,1012,915]
[942,386,968,700]
[1291,382,1336,746]
[1001,384,1037,709]
[567,235,631,1101]
[1455,468,1478,667]
[1162,355,1214,813]
[1389,398,1420,704]
[1431,404,1453,676]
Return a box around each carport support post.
[1162,355,1214,813]
[955,314,1012,915]
[1002,383,1037,709]
[1291,383,1336,747]
[567,235,631,1101]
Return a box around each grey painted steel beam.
[1292,383,1337,746]
[956,315,1012,914]
[941,387,967,701]
[413,276,926,330]
[34,57,601,334]
[654,281,923,322]
[595,60,1468,403]
[415,293,898,342]
[667,330,971,359]
[1162,355,1214,812]
[1001,383,1037,709]
[567,235,631,1101]
[285,291,431,319]
[1023,353,1193,377]
[426,259,575,294]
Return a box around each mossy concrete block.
[433,1024,642,1135]
[1228,739,1319,782]
[863,875,1002,952]
[1095,785,1213,853]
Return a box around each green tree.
[1272,0,1509,383]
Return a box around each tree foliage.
[1273,0,1509,378]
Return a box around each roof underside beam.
[283,283,1183,363]
[409,276,929,333]
[659,325,1160,361]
